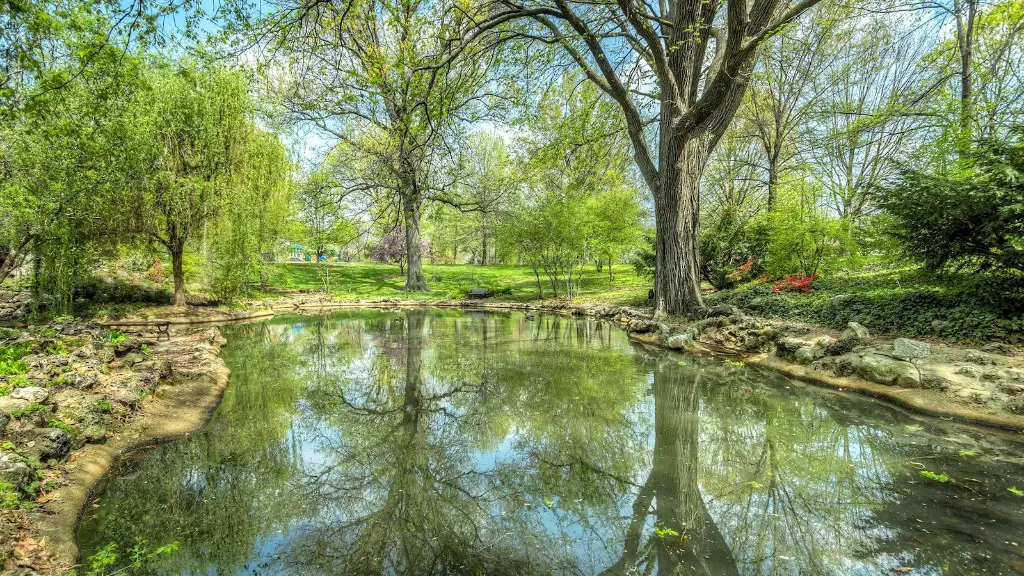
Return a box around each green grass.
[264,263,650,306]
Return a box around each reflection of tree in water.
[78,322,310,574]
[288,310,652,574]
[79,311,1024,575]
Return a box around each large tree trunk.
[652,364,739,576]
[401,187,428,291]
[653,129,709,317]
[954,0,977,150]
[170,242,186,308]
[0,238,30,285]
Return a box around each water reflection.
[78,310,1024,575]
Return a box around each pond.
[78,309,1024,575]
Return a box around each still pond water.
[79,309,1024,575]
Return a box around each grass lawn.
[264,262,651,306]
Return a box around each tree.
[238,0,504,292]
[470,0,824,315]
[294,168,358,262]
[128,62,268,307]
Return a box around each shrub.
[880,126,1024,274]
[771,274,817,294]
[699,207,771,289]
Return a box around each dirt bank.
[0,326,230,575]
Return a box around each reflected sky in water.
[79,309,1024,575]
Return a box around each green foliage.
[0,384,10,397]
[8,375,29,388]
[1009,486,1024,497]
[48,420,80,436]
[85,540,179,576]
[11,403,46,418]
[96,399,113,413]
[700,207,772,289]
[919,470,950,483]
[880,128,1024,275]
[0,482,21,511]
[0,343,30,376]
[100,331,128,345]
[764,182,859,278]
[708,265,1024,342]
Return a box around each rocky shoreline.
[0,325,229,575]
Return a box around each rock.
[965,350,996,365]
[81,423,107,444]
[955,388,992,404]
[0,397,30,415]
[892,338,932,360]
[66,371,100,390]
[795,346,824,365]
[0,454,34,492]
[626,319,658,334]
[9,386,47,403]
[980,342,1016,357]
[858,353,920,387]
[842,322,870,340]
[0,411,8,432]
[997,382,1024,395]
[1005,369,1024,382]
[776,337,812,359]
[920,373,950,390]
[954,365,982,378]
[113,391,141,409]
[1007,396,1024,414]
[981,369,1002,381]
[121,352,143,367]
[134,359,173,379]
[22,427,72,461]
[815,336,837,350]
[664,333,694,349]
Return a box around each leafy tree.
[237,0,505,292]
[126,62,274,307]
[472,0,825,315]
[880,127,1024,275]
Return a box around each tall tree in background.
[474,0,825,315]
[240,0,505,291]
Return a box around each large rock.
[825,323,871,356]
[0,396,30,415]
[0,453,35,492]
[775,337,811,360]
[980,342,1016,357]
[858,353,920,387]
[9,386,48,403]
[795,346,824,365]
[664,333,694,349]
[843,322,870,340]
[29,427,72,461]
[134,359,173,379]
[892,338,932,361]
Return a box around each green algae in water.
[78,309,1024,575]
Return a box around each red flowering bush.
[726,257,755,282]
[771,274,817,294]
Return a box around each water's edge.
[61,301,1023,573]
[35,329,232,573]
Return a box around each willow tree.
[238,0,504,291]
[130,62,275,307]
[469,0,824,315]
